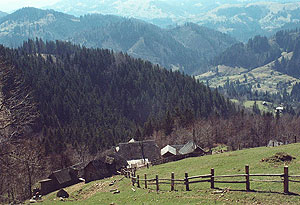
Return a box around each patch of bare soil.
[261,152,296,164]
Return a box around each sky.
[0,0,60,13]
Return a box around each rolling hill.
[0,7,237,74]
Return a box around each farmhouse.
[115,139,161,167]
[39,167,80,195]
[179,141,206,155]
[161,141,206,158]
[84,153,128,183]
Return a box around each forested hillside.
[0,7,237,74]
[212,29,300,77]
[212,35,282,70]
[0,39,235,154]
[2,39,300,204]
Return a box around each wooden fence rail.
[125,165,297,194]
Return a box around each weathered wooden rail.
[123,165,300,194]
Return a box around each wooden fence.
[123,165,300,194]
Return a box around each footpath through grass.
[39,143,300,204]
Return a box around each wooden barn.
[84,154,127,183]
[39,167,80,195]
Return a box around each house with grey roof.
[179,141,205,155]
[115,139,161,166]
[161,141,206,158]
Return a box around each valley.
[1,1,300,204]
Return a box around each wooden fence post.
[156,175,159,192]
[211,168,215,189]
[137,175,140,188]
[185,173,190,191]
[245,165,250,191]
[295,136,297,143]
[284,166,289,194]
[144,174,147,189]
[171,172,175,191]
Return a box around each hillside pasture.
[39,143,300,204]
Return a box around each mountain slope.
[169,23,237,61]
[47,0,300,41]
[0,7,237,74]
[212,29,300,76]
[1,39,235,154]
[197,29,300,103]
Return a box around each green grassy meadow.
[38,143,300,204]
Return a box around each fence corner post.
[144,174,147,189]
[156,175,159,192]
[211,168,215,189]
[284,166,289,194]
[171,172,175,191]
[185,172,190,191]
[245,165,250,191]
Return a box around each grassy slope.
[39,143,300,204]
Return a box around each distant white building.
[276,107,284,111]
[267,140,284,147]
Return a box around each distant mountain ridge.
[0,7,237,74]
[0,11,7,18]
[46,0,300,42]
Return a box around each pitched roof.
[179,141,205,155]
[161,145,177,156]
[49,168,72,185]
[129,138,136,143]
[171,145,184,154]
[116,140,160,161]
[87,151,128,170]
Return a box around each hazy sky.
[0,0,60,13]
